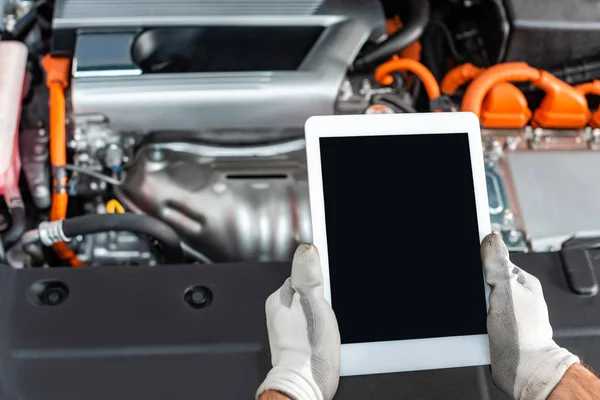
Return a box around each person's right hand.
[481,233,579,400]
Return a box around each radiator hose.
[354,0,430,70]
[1,199,26,251]
[23,214,184,264]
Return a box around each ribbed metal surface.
[83,73,274,91]
[55,0,324,18]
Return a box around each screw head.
[184,286,213,309]
[148,148,165,162]
[28,281,70,306]
[507,229,522,244]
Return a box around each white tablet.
[305,112,491,376]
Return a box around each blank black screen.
[319,133,487,345]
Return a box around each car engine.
[3,0,600,267]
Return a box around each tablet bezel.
[305,112,492,376]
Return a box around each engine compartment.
[3,0,600,267]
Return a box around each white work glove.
[482,233,579,400]
[257,244,341,400]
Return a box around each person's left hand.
[256,244,341,400]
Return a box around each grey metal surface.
[507,151,600,251]
[485,160,526,252]
[19,128,51,209]
[56,0,327,24]
[117,142,311,262]
[53,0,385,30]
[66,0,384,137]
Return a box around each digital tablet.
[305,112,491,376]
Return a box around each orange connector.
[576,80,600,128]
[375,57,444,110]
[443,64,531,128]
[461,62,590,129]
[480,83,532,129]
[41,55,84,267]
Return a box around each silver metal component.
[483,127,590,151]
[65,0,385,138]
[121,132,541,260]
[589,128,600,150]
[70,115,132,194]
[337,79,353,102]
[530,128,543,150]
[153,138,306,158]
[505,136,519,151]
[335,76,399,114]
[147,148,165,162]
[38,220,70,246]
[506,150,600,252]
[181,242,212,264]
[117,142,311,262]
[20,128,51,209]
[2,0,33,32]
[20,228,40,246]
[483,126,600,252]
[105,144,124,169]
[72,122,600,261]
[57,3,339,26]
[484,158,526,252]
[507,229,523,244]
[77,230,155,266]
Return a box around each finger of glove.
[481,233,514,287]
[513,265,544,294]
[293,290,341,400]
[314,304,341,400]
[266,278,294,315]
[484,238,544,294]
[291,244,325,299]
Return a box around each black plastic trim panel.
[0,252,598,400]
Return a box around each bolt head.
[184,286,213,309]
[148,148,165,162]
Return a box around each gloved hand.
[482,233,579,400]
[257,244,341,400]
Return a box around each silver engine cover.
[117,140,311,262]
[57,0,385,137]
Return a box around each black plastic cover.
[131,26,324,73]
[0,252,598,399]
[503,0,600,68]
[561,249,599,296]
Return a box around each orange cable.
[42,55,84,267]
[375,57,441,100]
[576,80,600,127]
[461,62,539,116]
[461,62,589,129]
[576,80,600,96]
[441,63,483,95]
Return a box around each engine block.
[117,140,311,262]
[54,0,385,138]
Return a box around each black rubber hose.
[354,0,430,71]
[0,237,6,265]
[1,203,26,251]
[61,214,184,264]
[11,7,37,41]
